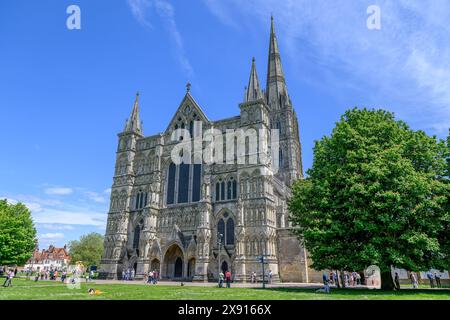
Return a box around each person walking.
[153,270,158,284]
[268,270,273,284]
[427,271,434,288]
[394,272,400,290]
[225,270,231,288]
[250,272,256,284]
[322,272,329,286]
[435,273,441,288]
[219,271,224,288]
[2,270,13,287]
[148,271,155,283]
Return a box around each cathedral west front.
[99,17,321,283]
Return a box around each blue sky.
[0,0,449,249]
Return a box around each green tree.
[289,108,449,290]
[0,199,37,266]
[68,232,104,267]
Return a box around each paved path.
[93,279,326,289]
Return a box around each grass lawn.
[0,278,449,300]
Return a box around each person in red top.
[225,270,232,288]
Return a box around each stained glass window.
[167,163,176,204]
[218,219,225,244]
[216,182,220,201]
[192,164,201,202]
[226,218,235,245]
[177,163,190,203]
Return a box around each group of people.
[218,270,232,288]
[250,270,273,284]
[144,270,159,284]
[426,271,442,288]
[121,268,135,281]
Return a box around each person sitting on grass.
[316,272,331,294]
[88,288,103,295]
[315,282,331,294]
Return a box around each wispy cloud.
[38,224,75,231]
[33,208,106,226]
[203,0,450,135]
[83,191,107,203]
[44,187,73,195]
[39,233,65,240]
[127,0,153,27]
[127,0,194,76]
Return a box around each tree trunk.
[381,270,395,290]
[340,270,346,288]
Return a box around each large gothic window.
[227,181,232,200]
[215,183,220,201]
[215,177,237,202]
[133,225,141,249]
[192,164,201,202]
[226,218,235,245]
[217,213,235,245]
[166,162,202,205]
[177,163,190,203]
[217,219,225,244]
[167,163,176,205]
[220,181,225,200]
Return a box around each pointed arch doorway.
[163,244,184,279]
[221,261,228,273]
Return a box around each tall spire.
[266,16,288,109]
[124,92,143,134]
[245,57,263,102]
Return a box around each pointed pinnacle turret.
[124,91,143,134]
[266,16,288,108]
[245,57,263,102]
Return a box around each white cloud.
[203,0,450,135]
[127,0,194,76]
[84,191,106,203]
[103,188,112,194]
[39,233,65,240]
[38,224,75,231]
[33,208,106,227]
[44,187,73,195]
[127,0,153,27]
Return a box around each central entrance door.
[174,257,183,278]
[221,261,228,273]
[163,244,184,279]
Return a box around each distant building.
[25,245,71,271]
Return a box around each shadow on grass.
[259,286,450,296]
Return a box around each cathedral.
[99,17,320,283]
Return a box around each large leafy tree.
[68,232,104,267]
[289,109,449,290]
[0,199,37,266]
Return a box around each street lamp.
[217,233,223,287]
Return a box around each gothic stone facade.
[99,18,320,282]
